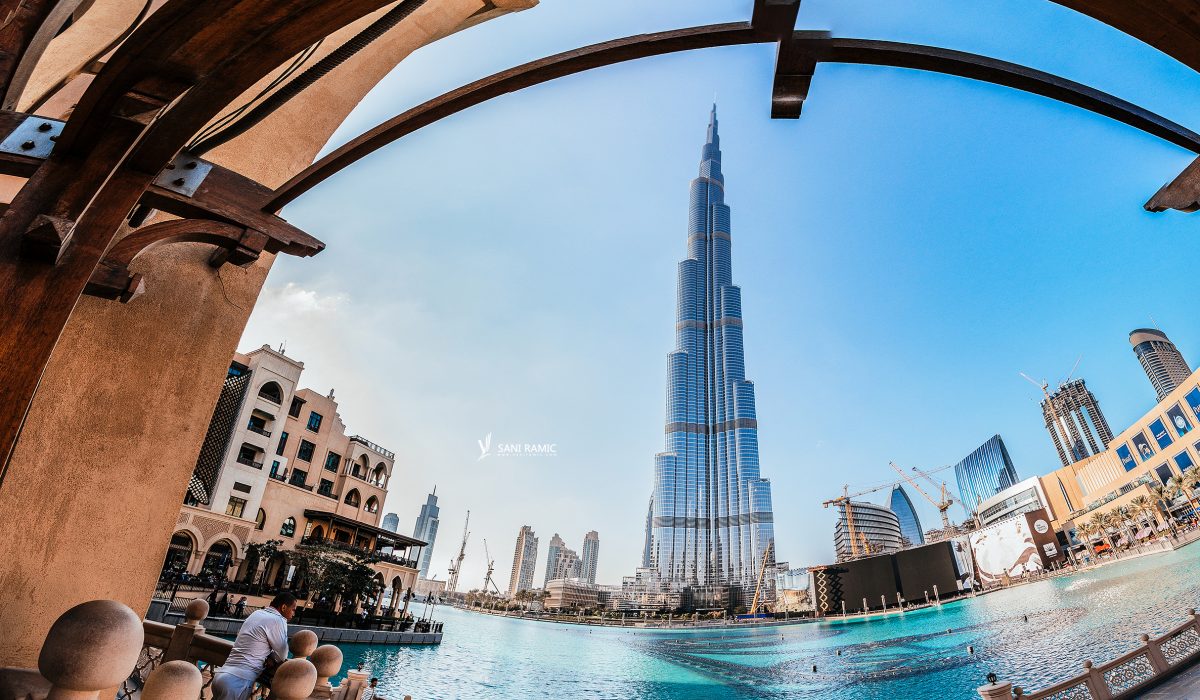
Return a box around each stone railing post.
[1142,633,1170,674]
[269,659,318,700]
[308,644,343,699]
[976,679,1011,699]
[335,669,369,700]
[163,599,208,662]
[1083,661,1113,700]
[290,630,319,659]
[142,660,202,699]
[38,600,144,700]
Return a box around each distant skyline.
[240,0,1200,589]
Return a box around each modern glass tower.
[411,488,440,578]
[581,530,600,585]
[1041,378,1113,467]
[953,435,1019,517]
[889,485,924,547]
[648,107,775,598]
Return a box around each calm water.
[338,544,1200,699]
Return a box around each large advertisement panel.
[949,535,975,590]
[1026,510,1066,569]
[969,515,1043,587]
[895,542,959,602]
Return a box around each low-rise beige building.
[544,579,600,611]
[165,345,422,611]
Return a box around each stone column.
[976,681,1012,700]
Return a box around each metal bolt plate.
[0,117,64,159]
[153,153,213,197]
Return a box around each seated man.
[363,677,385,699]
[212,592,298,700]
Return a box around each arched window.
[255,508,266,531]
[365,496,379,514]
[257,381,283,404]
[344,489,361,507]
[280,516,296,537]
[354,455,369,478]
[372,464,386,486]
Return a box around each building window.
[1177,451,1196,474]
[1132,432,1155,460]
[318,479,334,497]
[1156,464,1174,485]
[270,460,282,477]
[255,508,266,530]
[247,415,271,437]
[344,489,361,507]
[281,517,296,537]
[257,381,282,404]
[276,431,289,456]
[297,439,315,462]
[289,469,308,487]
[183,491,200,507]
[365,496,379,514]
[225,496,247,518]
[1151,419,1174,449]
[324,451,341,472]
[289,397,305,418]
[233,482,252,494]
[307,411,323,432]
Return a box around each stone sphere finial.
[311,644,343,683]
[1191,608,1197,616]
[38,600,144,691]
[270,659,318,700]
[1083,660,1093,669]
[184,599,209,624]
[1140,634,1151,642]
[290,629,318,658]
[143,660,202,699]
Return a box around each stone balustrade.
[978,609,1200,700]
[0,599,408,700]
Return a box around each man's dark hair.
[270,592,298,609]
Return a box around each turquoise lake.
[338,543,1200,699]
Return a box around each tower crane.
[891,461,955,530]
[445,510,469,594]
[822,483,891,559]
[1022,368,1082,463]
[748,539,774,616]
[482,538,500,594]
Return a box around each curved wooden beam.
[1050,1,1200,75]
[0,0,90,110]
[269,25,1200,213]
[774,36,1200,154]
[85,219,265,302]
[266,22,765,211]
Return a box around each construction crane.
[822,483,891,558]
[482,538,500,594]
[445,510,469,594]
[748,539,774,616]
[1021,369,1082,463]
[891,461,954,530]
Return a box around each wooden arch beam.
[772,36,1200,154]
[1050,1,1200,75]
[269,24,1200,213]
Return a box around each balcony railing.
[349,435,395,460]
[235,455,264,469]
[247,424,272,438]
[299,536,418,568]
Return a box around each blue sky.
[241,0,1200,589]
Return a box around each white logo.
[476,432,557,460]
[477,433,492,461]
[1034,519,1049,534]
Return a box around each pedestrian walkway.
[1140,666,1200,698]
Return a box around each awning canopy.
[303,509,427,548]
[1134,527,1152,540]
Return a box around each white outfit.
[212,607,289,700]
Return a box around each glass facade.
[833,501,902,562]
[953,435,1019,517]
[889,485,924,546]
[649,107,775,594]
[412,489,440,578]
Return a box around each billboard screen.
[895,542,959,602]
[969,515,1043,586]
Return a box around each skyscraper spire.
[647,109,776,606]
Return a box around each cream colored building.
[544,579,600,611]
[166,345,423,610]
[1037,363,1200,538]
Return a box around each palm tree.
[1183,467,1200,521]
[1128,496,1155,535]
[1089,511,1115,554]
[1168,474,1198,522]
[1075,521,1097,558]
[1105,509,1130,549]
[1149,482,1180,536]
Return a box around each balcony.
[349,435,395,460]
[235,455,264,469]
[299,536,418,568]
[247,423,272,438]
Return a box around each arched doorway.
[160,532,194,579]
[201,540,236,580]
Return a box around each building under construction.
[833,501,903,562]
[1041,379,1113,467]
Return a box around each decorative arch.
[344,489,361,508]
[161,530,196,576]
[201,538,238,578]
[257,382,283,404]
[372,463,387,486]
[280,516,296,537]
[365,495,379,514]
[254,508,266,530]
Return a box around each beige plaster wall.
[0,0,534,666]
